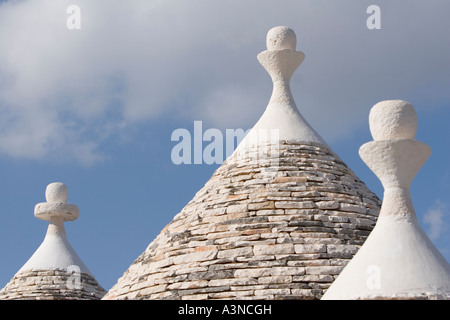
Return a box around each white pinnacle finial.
[322,99,450,300]
[35,182,79,222]
[360,100,427,191]
[257,26,304,83]
[18,182,90,274]
[232,26,327,154]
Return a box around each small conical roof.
[104,26,381,300]
[322,100,450,300]
[0,183,106,300]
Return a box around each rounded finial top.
[45,182,69,203]
[369,100,418,141]
[35,182,79,221]
[266,26,297,51]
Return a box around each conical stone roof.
[104,26,381,300]
[0,183,106,300]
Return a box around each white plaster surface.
[266,26,297,51]
[322,212,450,299]
[369,99,417,141]
[18,218,91,274]
[45,182,68,203]
[234,26,328,155]
[322,100,450,300]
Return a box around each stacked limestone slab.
[0,269,106,300]
[105,142,380,300]
[103,26,381,300]
[0,182,106,300]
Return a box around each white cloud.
[0,0,449,164]
[423,200,448,241]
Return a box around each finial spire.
[361,100,428,193]
[257,26,304,88]
[34,182,79,222]
[233,26,327,156]
[322,100,450,300]
[18,182,90,274]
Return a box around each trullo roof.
[0,182,106,300]
[103,26,381,300]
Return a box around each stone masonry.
[0,269,106,300]
[104,141,381,300]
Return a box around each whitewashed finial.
[257,26,304,84]
[322,100,450,300]
[35,182,79,222]
[361,100,427,191]
[18,182,90,274]
[232,26,327,156]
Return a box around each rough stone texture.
[104,141,381,300]
[0,269,106,300]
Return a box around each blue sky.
[0,0,449,292]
